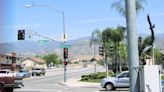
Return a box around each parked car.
[0,69,15,92]
[4,70,24,88]
[17,69,31,78]
[162,80,164,92]
[101,71,129,91]
[14,74,24,88]
[32,68,45,76]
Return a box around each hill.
[0,33,164,59]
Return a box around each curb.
[58,78,100,88]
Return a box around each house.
[0,53,23,70]
[21,57,47,70]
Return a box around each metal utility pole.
[25,3,67,82]
[125,0,140,92]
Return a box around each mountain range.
[0,33,164,58]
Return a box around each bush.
[80,71,115,83]
[88,73,98,79]
[161,75,164,80]
[81,75,89,78]
[97,73,106,79]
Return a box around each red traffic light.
[64,48,68,52]
[63,48,68,59]
[64,61,67,65]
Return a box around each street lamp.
[25,3,66,42]
[25,3,67,82]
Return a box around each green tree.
[119,42,128,71]
[141,36,153,55]
[154,49,163,64]
[43,53,61,66]
[111,0,146,17]
[90,29,101,59]
[112,27,125,72]
[111,0,147,65]
[101,28,113,56]
[101,27,126,72]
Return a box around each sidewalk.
[60,78,100,88]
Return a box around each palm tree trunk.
[118,43,122,72]
[94,42,96,73]
[94,42,95,59]
[114,42,118,74]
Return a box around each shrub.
[80,71,116,83]
[81,75,89,78]
[81,77,89,81]
[97,74,106,79]
[88,73,98,79]
[161,75,164,80]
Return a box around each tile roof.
[29,57,46,64]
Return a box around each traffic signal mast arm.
[33,33,61,44]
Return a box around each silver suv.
[101,71,129,91]
[32,68,45,76]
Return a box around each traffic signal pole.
[63,48,68,82]
[64,61,66,82]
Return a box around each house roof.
[26,57,46,64]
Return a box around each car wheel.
[5,87,13,92]
[105,83,114,91]
[0,83,4,92]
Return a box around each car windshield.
[33,68,41,70]
[0,71,7,73]
[19,70,24,72]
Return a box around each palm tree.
[90,29,101,73]
[111,27,125,72]
[111,0,146,17]
[90,29,101,59]
[111,0,146,67]
[101,27,125,72]
[119,42,128,71]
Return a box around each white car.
[101,71,129,91]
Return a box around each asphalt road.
[14,65,129,92]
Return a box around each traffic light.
[162,54,164,61]
[109,45,114,54]
[64,61,67,65]
[18,30,25,40]
[63,48,68,59]
[99,46,104,56]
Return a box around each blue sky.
[0,0,164,43]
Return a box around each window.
[118,72,129,78]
